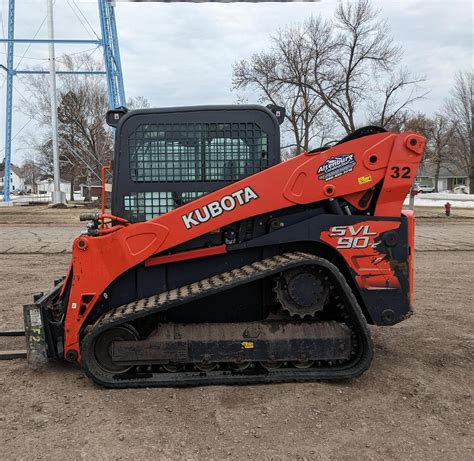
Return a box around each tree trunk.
[470,163,474,194]
[434,160,441,192]
[69,168,75,202]
[84,172,91,202]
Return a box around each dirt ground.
[0,207,472,460]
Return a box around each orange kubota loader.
[24,105,425,388]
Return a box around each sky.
[0,0,472,164]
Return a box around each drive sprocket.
[274,267,329,318]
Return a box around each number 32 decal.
[391,166,411,179]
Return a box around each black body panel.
[103,209,411,327]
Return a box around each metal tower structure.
[98,0,126,110]
[0,0,126,205]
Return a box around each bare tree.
[57,87,112,201]
[233,0,426,154]
[127,95,150,110]
[313,0,426,132]
[18,54,112,199]
[368,69,428,128]
[381,111,431,137]
[444,71,473,192]
[19,53,150,200]
[233,32,334,156]
[233,16,337,155]
[424,114,456,192]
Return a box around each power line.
[0,50,48,61]
[12,82,36,112]
[0,5,7,56]
[0,118,34,156]
[15,14,49,70]
[4,0,99,72]
[68,0,100,40]
[83,45,101,63]
[74,1,100,40]
[15,0,59,70]
[66,0,94,40]
[0,47,103,73]
[55,46,100,64]
[15,46,103,74]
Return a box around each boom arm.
[62,131,425,361]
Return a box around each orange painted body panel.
[320,221,401,290]
[63,131,425,359]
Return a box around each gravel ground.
[0,209,472,460]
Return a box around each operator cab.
[108,105,282,222]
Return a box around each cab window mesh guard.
[129,122,269,183]
[124,191,206,222]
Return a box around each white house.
[36,178,72,198]
[0,164,25,193]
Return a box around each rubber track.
[81,252,373,388]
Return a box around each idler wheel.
[92,324,139,374]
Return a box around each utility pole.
[47,0,65,205]
[1,0,15,206]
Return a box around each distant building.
[80,181,112,201]
[36,177,72,197]
[0,164,25,193]
[34,176,89,201]
[415,163,469,191]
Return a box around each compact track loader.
[24,105,425,388]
